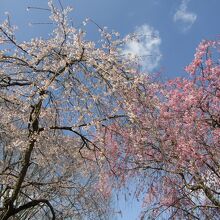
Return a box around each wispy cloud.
[123,24,162,72]
[173,0,197,32]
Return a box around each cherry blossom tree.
[1,1,219,219]
[0,1,146,219]
[103,39,220,219]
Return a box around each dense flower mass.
[0,1,146,219]
[103,39,220,219]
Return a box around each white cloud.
[123,24,162,72]
[173,0,197,32]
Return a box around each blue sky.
[1,0,219,79]
[0,0,219,219]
